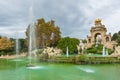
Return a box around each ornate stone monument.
[77,40,84,54]
[85,18,114,49]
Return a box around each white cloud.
[0,0,120,39]
[103,10,120,34]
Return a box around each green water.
[0,59,120,80]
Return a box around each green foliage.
[112,31,120,45]
[108,48,114,54]
[86,48,97,54]
[19,38,27,52]
[0,50,15,56]
[57,37,79,54]
[117,37,120,46]
[111,33,118,41]
[76,54,88,61]
[86,44,103,54]
[86,44,113,54]
[82,39,87,43]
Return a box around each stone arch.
[88,39,91,43]
[94,33,102,42]
[106,37,109,42]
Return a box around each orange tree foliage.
[0,37,14,51]
[26,18,61,48]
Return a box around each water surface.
[0,59,120,80]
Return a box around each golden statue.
[94,18,101,24]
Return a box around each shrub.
[57,37,79,54]
[76,54,88,61]
[86,44,113,55]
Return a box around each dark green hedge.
[86,44,113,54]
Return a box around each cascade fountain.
[66,46,69,57]
[102,46,105,56]
[106,48,108,56]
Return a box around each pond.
[0,58,120,80]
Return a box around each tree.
[19,38,27,52]
[117,37,120,45]
[57,37,79,54]
[82,39,87,43]
[0,37,13,51]
[26,18,61,48]
[118,31,120,35]
[0,36,14,55]
[112,31,120,46]
[111,33,118,41]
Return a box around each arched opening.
[88,39,91,43]
[94,33,102,44]
[106,37,109,42]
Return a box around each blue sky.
[0,0,120,39]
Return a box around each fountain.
[95,38,99,47]
[50,32,54,40]
[27,6,37,67]
[102,47,109,56]
[15,37,19,58]
[66,46,69,57]
[106,48,108,56]
[102,46,105,56]
[14,37,21,61]
[0,17,120,80]
[11,33,23,61]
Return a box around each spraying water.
[66,46,69,57]
[102,46,105,56]
[95,39,98,47]
[15,38,19,59]
[28,6,37,66]
[106,48,108,56]
[26,6,44,69]
[11,33,22,62]
[50,32,54,40]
